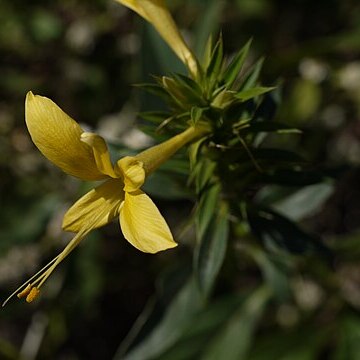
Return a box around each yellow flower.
[3,92,208,305]
[116,0,198,77]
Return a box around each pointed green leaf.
[196,182,221,240]
[135,83,170,101]
[202,286,271,360]
[195,202,229,297]
[172,73,203,97]
[272,183,334,221]
[235,86,275,102]
[195,159,217,194]
[206,35,224,81]
[202,34,214,70]
[116,277,204,360]
[171,73,207,107]
[162,76,187,104]
[241,57,265,91]
[154,294,246,360]
[189,137,207,170]
[247,246,291,300]
[223,38,252,88]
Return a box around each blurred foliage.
[1,0,360,359]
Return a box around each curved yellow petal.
[63,179,124,233]
[117,156,145,192]
[116,0,198,76]
[119,190,177,253]
[25,92,106,181]
[80,132,118,178]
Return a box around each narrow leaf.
[195,159,217,194]
[206,35,224,81]
[172,73,203,97]
[195,202,229,297]
[235,86,275,102]
[135,83,170,101]
[241,57,265,91]
[223,38,252,88]
[162,76,188,106]
[202,286,271,360]
[196,182,221,240]
[189,138,207,170]
[202,34,214,70]
[117,277,203,360]
[272,183,334,221]
[247,246,291,300]
[154,294,245,360]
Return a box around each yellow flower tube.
[2,92,208,306]
[116,0,198,77]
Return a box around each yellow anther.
[26,287,40,303]
[17,284,32,299]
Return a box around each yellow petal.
[119,190,177,253]
[116,0,198,76]
[63,179,124,232]
[80,132,118,178]
[25,92,106,181]
[116,156,145,192]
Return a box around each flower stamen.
[26,287,40,303]
[2,255,60,307]
[17,284,32,299]
[2,228,91,307]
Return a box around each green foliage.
[194,199,229,297]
